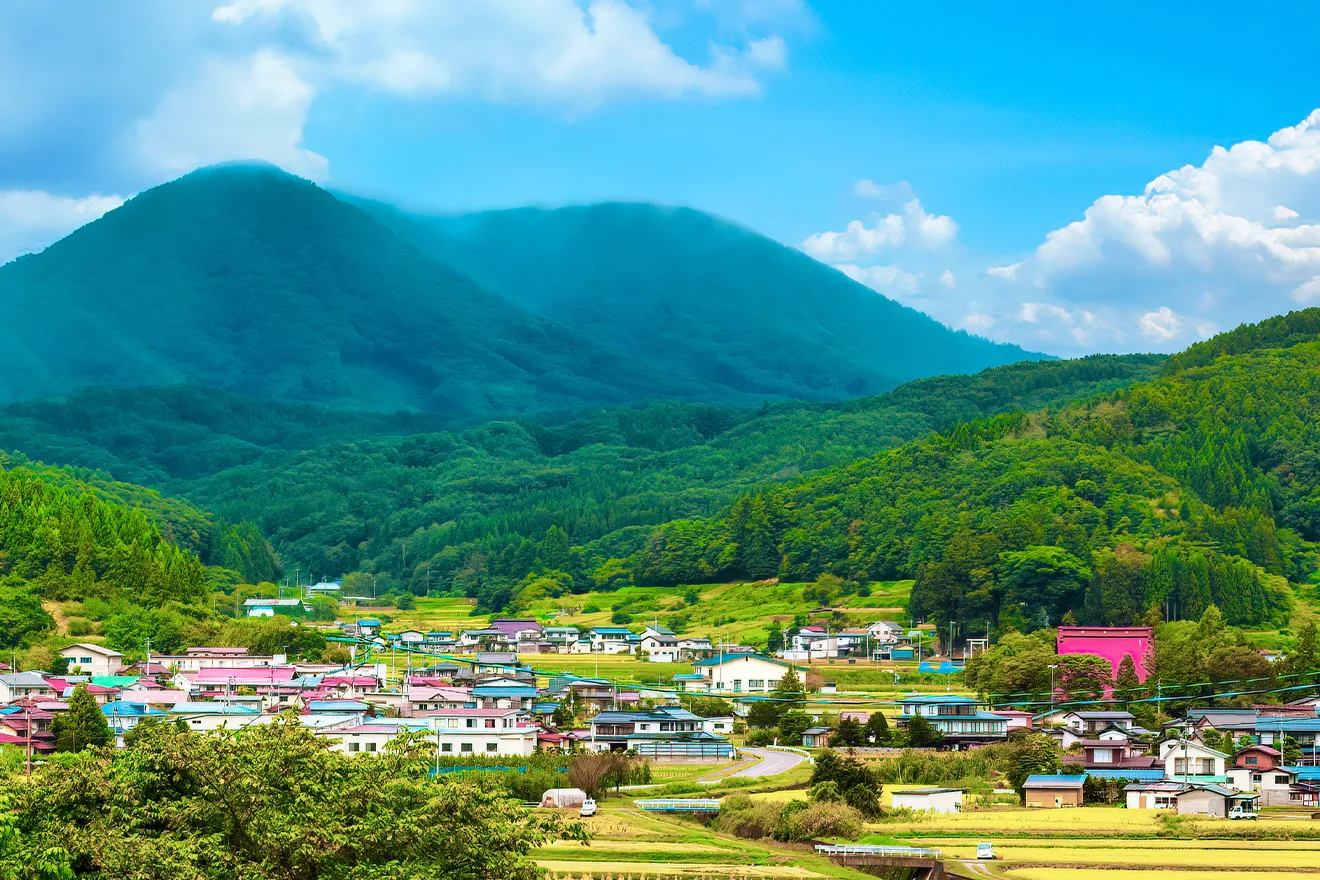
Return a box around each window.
[749,680,764,689]
[466,719,476,728]
[366,742,377,753]
[348,743,360,753]
[1252,774,1262,783]
[80,657,93,665]
[1276,774,1292,785]
[484,719,496,729]
[461,743,473,753]
[486,743,498,752]
[1245,756,1258,765]
[441,743,452,753]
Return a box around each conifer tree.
[53,685,112,752]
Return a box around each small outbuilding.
[1022,774,1086,808]
[891,787,965,814]
[802,726,833,748]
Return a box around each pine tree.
[53,684,112,752]
[905,713,942,748]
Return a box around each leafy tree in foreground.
[51,685,111,753]
[2,716,584,880]
[864,712,891,745]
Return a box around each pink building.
[1056,626,1152,682]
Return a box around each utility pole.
[1048,664,1059,714]
[24,706,32,778]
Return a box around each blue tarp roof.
[1023,774,1088,787]
[1084,768,1165,781]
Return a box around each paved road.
[724,747,809,779]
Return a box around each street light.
[1047,665,1059,713]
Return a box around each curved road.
[722,747,809,779]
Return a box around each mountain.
[0,164,716,418]
[353,199,1047,399]
[0,164,1042,419]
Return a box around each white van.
[579,798,598,817]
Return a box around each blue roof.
[917,661,961,674]
[899,694,979,704]
[357,619,381,626]
[591,627,633,634]
[101,702,167,717]
[692,653,792,668]
[1024,774,1087,787]
[473,686,537,698]
[170,702,259,715]
[308,700,369,711]
[533,702,561,713]
[1084,768,1165,781]
[673,673,706,680]
[1289,766,1320,781]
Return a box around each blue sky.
[2,0,1319,355]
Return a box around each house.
[489,618,544,646]
[801,726,832,748]
[1056,625,1153,681]
[678,636,714,658]
[866,621,904,644]
[396,630,425,645]
[1023,774,1086,808]
[244,598,311,618]
[991,710,1034,731]
[896,695,1007,743]
[589,627,636,654]
[692,654,802,694]
[891,788,964,814]
[153,647,287,673]
[0,672,55,703]
[1160,739,1230,783]
[1226,745,1297,804]
[584,706,735,761]
[1059,710,1136,735]
[1175,784,1259,818]
[356,619,382,637]
[471,652,522,675]
[1290,782,1320,807]
[59,644,124,677]
[1124,780,1187,810]
[1077,739,1159,772]
[543,627,580,652]
[1253,716,1320,758]
[472,678,538,710]
[702,716,736,736]
[404,686,473,715]
[323,712,538,758]
[639,626,680,663]
[169,702,263,732]
[673,673,709,693]
[101,701,168,739]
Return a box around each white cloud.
[210,0,787,108]
[959,312,994,332]
[133,50,327,179]
[939,269,957,289]
[853,179,915,202]
[802,198,958,261]
[0,190,124,265]
[834,262,921,297]
[987,109,1320,350]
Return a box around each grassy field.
[362,581,914,647]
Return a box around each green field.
[359,581,914,647]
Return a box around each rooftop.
[1023,774,1087,788]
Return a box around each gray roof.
[0,672,52,687]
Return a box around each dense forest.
[6,308,1320,639]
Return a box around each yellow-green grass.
[928,840,1320,870]
[537,862,827,878]
[1007,871,1313,880]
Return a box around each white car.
[976,842,996,860]
[579,798,597,817]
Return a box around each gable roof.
[1023,774,1087,789]
[61,643,123,658]
[692,653,795,669]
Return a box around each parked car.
[579,798,598,817]
[1228,806,1257,820]
[976,842,996,860]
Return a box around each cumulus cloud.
[853,179,915,202]
[987,109,1320,351]
[0,190,124,265]
[132,50,328,179]
[959,312,994,332]
[802,198,958,261]
[939,269,957,289]
[210,0,789,108]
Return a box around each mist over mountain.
[0,164,1041,420]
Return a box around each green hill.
[0,164,1040,421]
[0,164,718,418]
[356,198,1047,399]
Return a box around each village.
[6,605,1318,835]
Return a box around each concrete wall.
[1176,789,1226,818]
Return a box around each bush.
[713,795,790,840]
[776,800,864,842]
[610,610,633,624]
[66,618,93,637]
[582,604,600,614]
